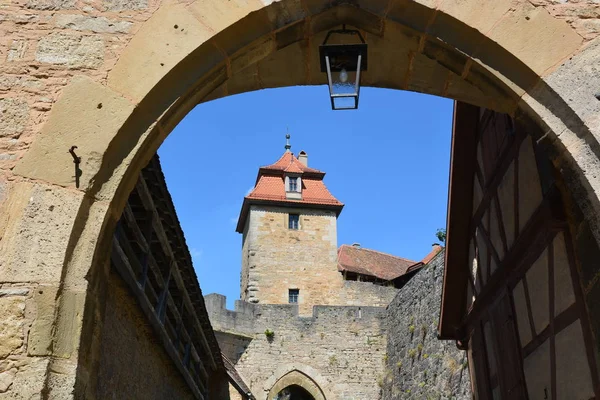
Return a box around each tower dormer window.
[289,177,298,192]
[285,175,302,199]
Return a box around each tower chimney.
[298,150,308,166]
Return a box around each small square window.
[289,289,299,304]
[289,177,298,192]
[289,214,299,230]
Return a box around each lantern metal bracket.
[321,24,366,46]
[319,25,368,110]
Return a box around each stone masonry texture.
[382,250,471,399]
[206,294,388,400]
[95,270,194,400]
[207,249,470,400]
[0,0,599,397]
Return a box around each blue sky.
[158,86,453,307]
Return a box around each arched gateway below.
[275,385,316,400]
[267,371,325,400]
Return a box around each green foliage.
[329,355,337,366]
[436,228,446,243]
[409,325,415,333]
[418,382,426,388]
[396,361,402,369]
[264,329,274,339]
[408,349,417,359]
[417,343,424,352]
[423,353,429,359]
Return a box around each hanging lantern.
[319,25,368,110]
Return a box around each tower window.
[288,214,299,230]
[289,289,299,304]
[289,177,298,192]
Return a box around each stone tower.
[235,138,344,313]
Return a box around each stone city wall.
[205,294,388,400]
[95,270,195,400]
[340,280,399,308]
[382,250,471,399]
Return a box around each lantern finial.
[285,132,291,152]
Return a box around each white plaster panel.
[518,137,543,233]
[553,232,575,317]
[489,201,504,261]
[476,228,488,286]
[555,320,594,400]
[526,248,549,335]
[524,339,551,400]
[473,175,482,216]
[513,280,532,347]
[483,321,497,377]
[497,162,515,249]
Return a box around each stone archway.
[267,370,326,400]
[0,0,599,397]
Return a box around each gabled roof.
[337,245,420,281]
[258,151,324,176]
[421,244,444,265]
[337,244,444,282]
[236,151,343,233]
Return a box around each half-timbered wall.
[456,104,600,399]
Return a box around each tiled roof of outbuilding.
[337,245,420,281]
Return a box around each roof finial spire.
[284,131,291,152]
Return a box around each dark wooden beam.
[439,101,480,340]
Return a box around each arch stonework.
[263,363,333,400]
[266,369,327,400]
[0,0,599,397]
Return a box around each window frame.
[289,289,299,304]
[288,213,300,230]
[289,177,298,192]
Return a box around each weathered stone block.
[13,76,134,189]
[487,3,582,75]
[5,358,49,399]
[28,286,59,356]
[0,183,83,283]
[7,40,28,62]
[103,0,147,12]
[36,33,104,69]
[26,0,75,10]
[107,3,213,102]
[56,15,133,33]
[0,368,17,393]
[0,288,29,297]
[0,297,25,358]
[53,290,86,358]
[0,98,29,139]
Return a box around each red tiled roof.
[236,151,343,233]
[421,244,444,265]
[337,245,420,281]
[260,152,323,175]
[247,175,342,206]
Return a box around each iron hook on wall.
[68,146,82,188]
